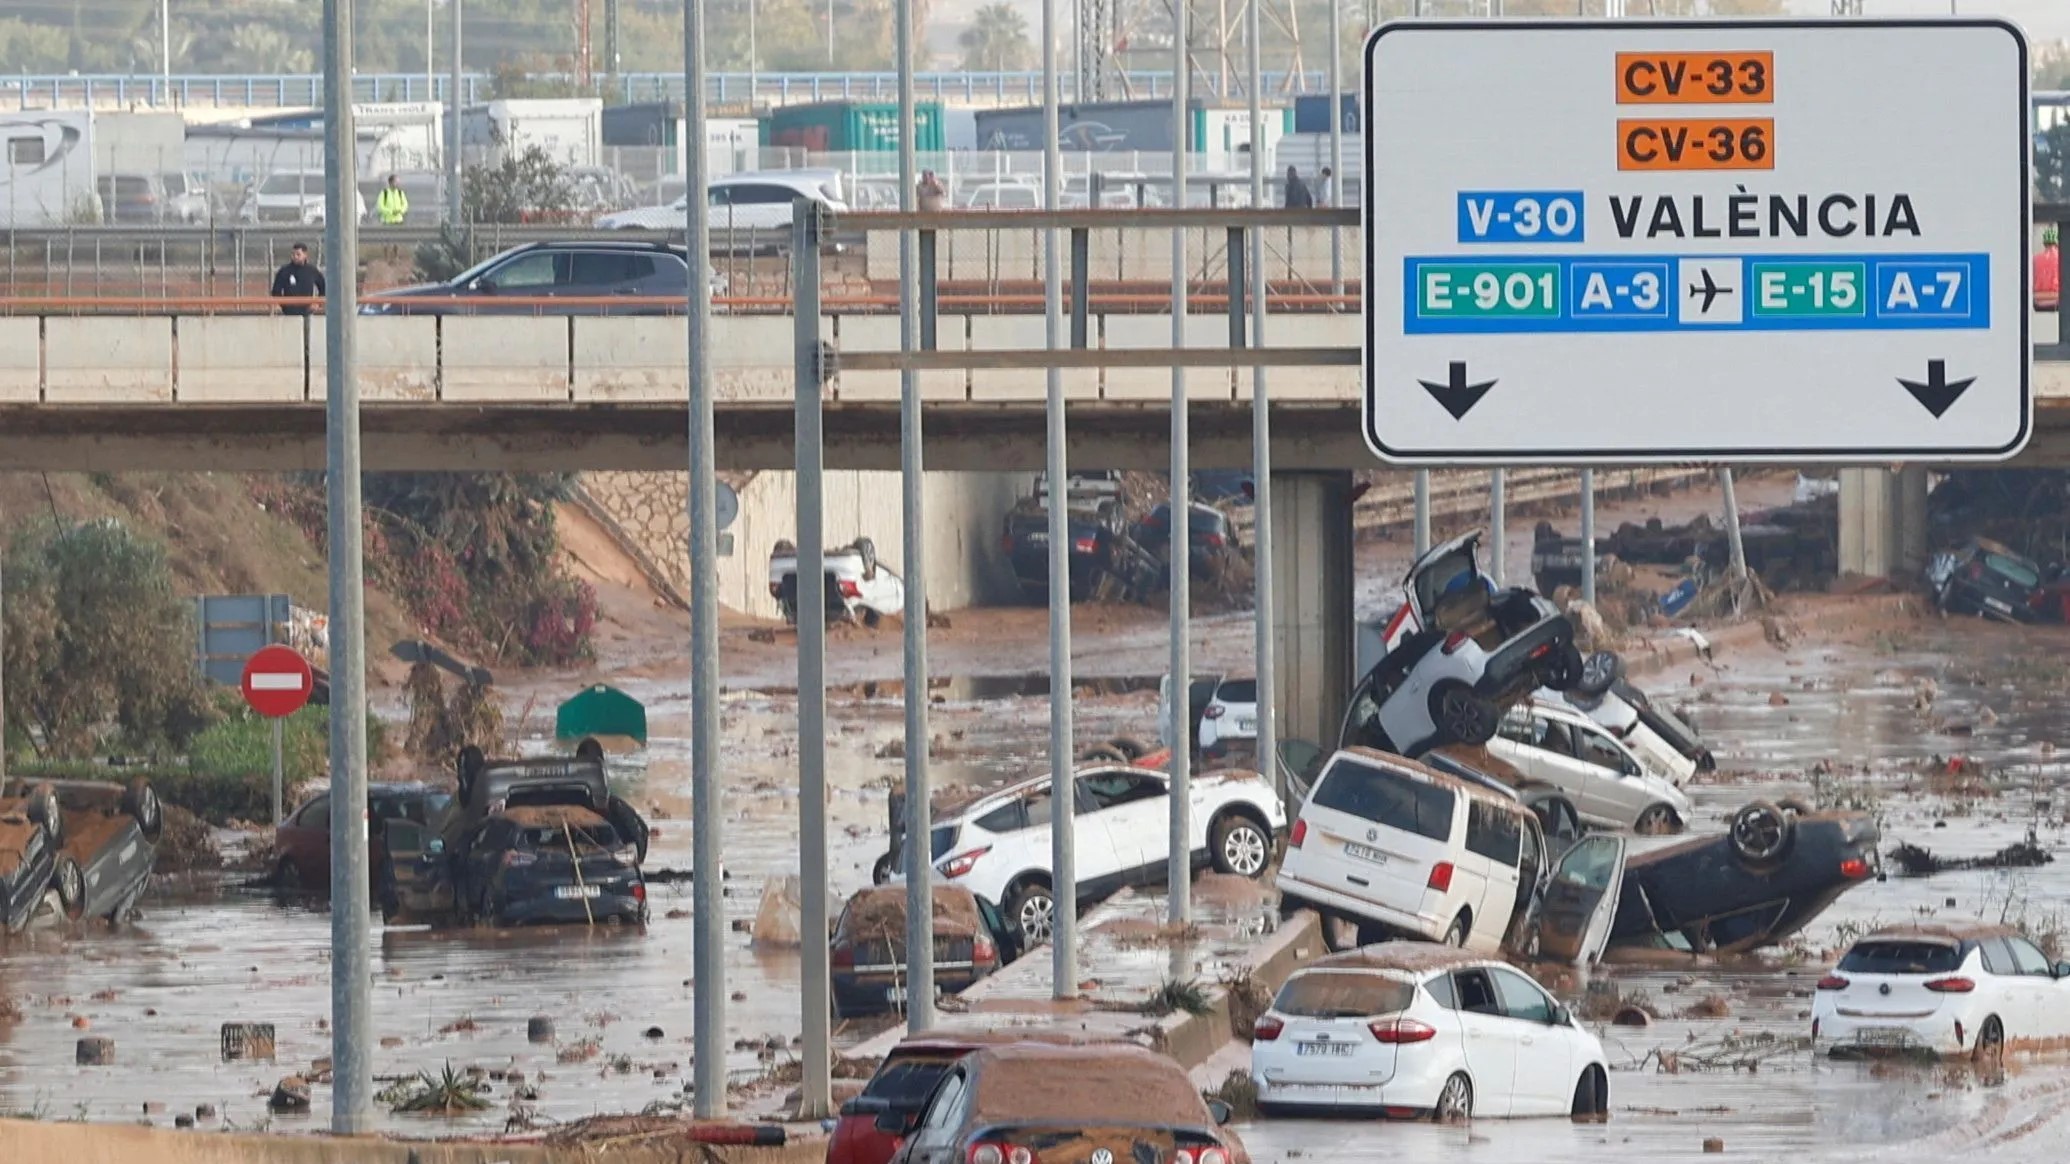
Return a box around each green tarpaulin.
[556,684,647,745]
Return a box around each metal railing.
[2,70,1331,112]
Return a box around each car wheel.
[1211,814,1271,879]
[1576,651,1622,698]
[1078,743,1129,764]
[1544,643,1586,691]
[871,852,894,886]
[1430,683,1498,746]
[1442,913,1470,947]
[1108,736,1156,762]
[55,857,85,920]
[1729,801,1794,864]
[1634,804,1681,835]
[1009,882,1056,947]
[123,779,163,842]
[1973,1016,2005,1066]
[26,783,61,847]
[1571,1066,1608,1119]
[1433,1072,1473,1122]
[275,857,304,892]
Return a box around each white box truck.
[462,99,603,169]
[0,110,97,226]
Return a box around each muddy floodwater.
[12,611,2070,1160]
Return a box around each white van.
[1277,747,1544,954]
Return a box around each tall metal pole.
[748,0,760,113]
[160,0,171,82]
[1489,469,1507,587]
[1579,469,1597,607]
[321,0,371,1132]
[1325,0,1343,293]
[1042,0,1078,1002]
[792,209,832,1119]
[426,0,434,100]
[1413,470,1430,554]
[271,717,285,826]
[1166,0,1192,928]
[447,0,463,225]
[897,0,937,1034]
[685,0,728,1119]
[1246,0,1275,812]
[1,504,8,791]
[1720,469,1748,580]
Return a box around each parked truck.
[462,98,603,168]
[0,110,98,226]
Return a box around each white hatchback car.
[1813,923,2070,1059]
[896,762,1285,945]
[1252,943,1610,1120]
[596,169,849,236]
[1485,699,1694,833]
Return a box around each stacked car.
[0,777,162,932]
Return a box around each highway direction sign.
[1364,19,2032,464]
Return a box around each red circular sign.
[241,644,314,718]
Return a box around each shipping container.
[602,100,682,147]
[975,98,1196,153]
[1291,94,1360,135]
[763,100,944,154]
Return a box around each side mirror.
[1548,1004,1571,1027]
[1205,1099,1234,1126]
[2055,961,2070,979]
[841,1095,888,1118]
[425,837,445,855]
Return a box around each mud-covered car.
[0,782,61,933]
[1353,533,1582,756]
[832,1031,1128,1164]
[380,744,651,928]
[28,779,162,926]
[1932,538,2045,623]
[830,884,1022,1018]
[1610,801,1880,953]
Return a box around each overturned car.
[0,778,160,931]
[0,782,61,933]
[1351,533,1582,757]
[381,744,651,928]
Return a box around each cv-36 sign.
[1363,19,2031,464]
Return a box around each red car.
[829,1032,1117,1164]
[272,782,453,892]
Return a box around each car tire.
[1430,683,1498,747]
[26,783,61,847]
[123,779,164,842]
[55,856,85,920]
[1008,881,1057,947]
[605,796,649,866]
[1433,1072,1473,1122]
[1210,813,1271,879]
[1973,1016,2005,1066]
[1575,651,1622,698]
[1634,803,1681,835]
[1776,796,1814,817]
[1078,743,1129,764]
[275,857,305,892]
[1108,736,1156,762]
[871,851,895,886]
[1570,1066,1608,1119]
[1729,801,1795,865]
[1442,912,1471,947]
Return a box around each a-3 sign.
[241,644,314,718]
[1363,19,2031,464]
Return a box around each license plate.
[1296,1042,1355,1057]
[555,885,602,900]
[1984,596,2013,613]
[886,986,907,1003]
[1342,842,1389,866]
[1236,718,1256,734]
[1856,1028,1911,1046]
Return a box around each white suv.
[1485,699,1693,833]
[900,762,1285,945]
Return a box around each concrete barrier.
[440,316,569,403]
[1102,314,1239,401]
[572,317,678,403]
[312,315,437,402]
[0,1119,827,1164]
[709,315,806,402]
[1250,315,1361,402]
[177,316,308,402]
[0,318,40,401]
[44,317,173,402]
[830,314,905,402]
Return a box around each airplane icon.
[1688,268,1735,314]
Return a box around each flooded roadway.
[9,608,2070,1159]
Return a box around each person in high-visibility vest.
[376,174,409,225]
[2038,226,2061,314]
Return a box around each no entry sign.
[241,644,314,718]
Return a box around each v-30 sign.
[1363,18,2032,464]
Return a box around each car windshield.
[1983,552,2040,588]
[863,1054,960,1106]
[259,174,317,195]
[1216,679,1258,703]
[1308,758,1454,841]
[1838,940,1965,975]
[514,820,621,851]
[1274,971,1414,1018]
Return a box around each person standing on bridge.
[376,174,410,226]
[1283,165,1313,210]
[271,243,326,317]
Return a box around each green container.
[763,101,945,154]
[556,684,647,745]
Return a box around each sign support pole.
[272,717,285,826]
[1166,0,1192,929]
[1042,0,1077,1002]
[1580,469,1598,607]
[1489,469,1507,587]
[792,207,832,1120]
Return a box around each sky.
[1780,0,2070,39]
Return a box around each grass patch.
[380,1063,490,1115]
[1139,977,1212,1018]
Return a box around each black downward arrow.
[1898,359,1976,419]
[1418,361,1496,421]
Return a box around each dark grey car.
[359,241,696,316]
